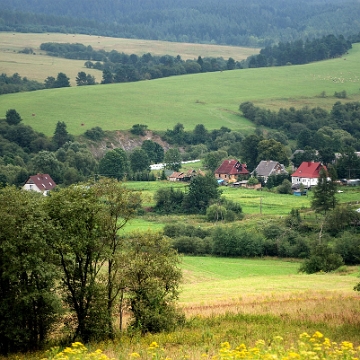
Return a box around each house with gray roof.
[252,160,288,183]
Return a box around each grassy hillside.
[0,32,259,86]
[0,42,359,137]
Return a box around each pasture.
[0,40,359,136]
[0,32,259,86]
[120,181,360,235]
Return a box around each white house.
[23,173,56,196]
[291,162,326,188]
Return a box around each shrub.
[84,126,105,141]
[299,244,344,273]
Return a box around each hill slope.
[0,43,359,137]
[1,0,360,46]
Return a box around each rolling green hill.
[0,43,359,136]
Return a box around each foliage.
[202,150,228,172]
[276,179,292,194]
[122,232,184,334]
[0,73,44,95]
[257,139,289,166]
[84,126,105,141]
[52,121,73,150]
[44,179,141,342]
[0,187,60,354]
[324,205,360,236]
[164,148,182,171]
[129,148,150,173]
[154,187,184,213]
[4,0,360,47]
[334,230,360,265]
[183,173,222,214]
[141,140,164,164]
[299,244,344,274]
[206,203,227,222]
[5,109,22,125]
[311,167,338,214]
[130,124,148,136]
[249,34,352,68]
[75,71,95,86]
[212,226,265,257]
[98,148,129,180]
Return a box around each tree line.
[3,103,360,189]
[0,180,184,354]
[247,34,352,68]
[2,0,360,47]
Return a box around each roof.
[168,171,184,179]
[291,162,326,179]
[215,159,249,175]
[253,160,287,177]
[25,173,57,191]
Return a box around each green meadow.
[0,40,359,136]
[0,32,258,86]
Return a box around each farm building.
[214,159,249,183]
[23,173,56,196]
[291,161,326,188]
[168,169,204,182]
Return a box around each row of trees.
[247,34,352,68]
[0,180,183,354]
[2,1,360,47]
[0,72,44,95]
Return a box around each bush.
[334,231,360,265]
[299,244,344,273]
[130,124,148,136]
[84,126,105,141]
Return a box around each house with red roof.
[23,173,56,196]
[291,162,326,188]
[214,159,249,183]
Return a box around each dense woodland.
[1,0,360,47]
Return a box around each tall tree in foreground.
[45,179,141,341]
[45,183,106,342]
[122,231,184,334]
[311,166,337,214]
[0,187,59,354]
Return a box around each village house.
[23,173,56,196]
[291,161,326,188]
[168,169,204,182]
[252,160,288,183]
[214,159,249,183]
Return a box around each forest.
[1,0,360,47]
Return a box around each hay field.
[0,32,259,86]
[0,41,359,136]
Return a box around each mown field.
[0,37,359,136]
[0,32,259,87]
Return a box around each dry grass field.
[0,32,259,86]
